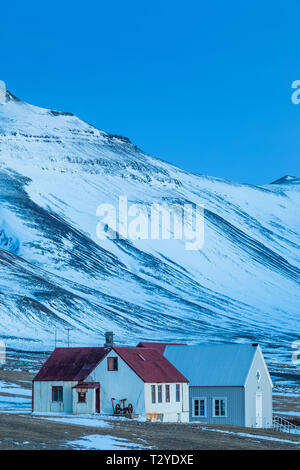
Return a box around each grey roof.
[164,344,258,387]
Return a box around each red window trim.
[52,385,63,402]
[78,391,87,403]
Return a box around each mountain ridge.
[0,89,299,376]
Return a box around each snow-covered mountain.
[0,87,299,373]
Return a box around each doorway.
[95,387,100,413]
[255,393,262,428]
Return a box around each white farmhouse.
[32,333,189,422]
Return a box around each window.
[213,398,227,417]
[52,386,63,402]
[193,398,206,417]
[256,370,261,382]
[165,385,170,403]
[176,384,180,402]
[151,385,156,404]
[78,391,86,403]
[107,357,118,371]
[158,385,162,403]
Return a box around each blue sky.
[1,0,300,184]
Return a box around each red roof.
[73,382,100,389]
[33,347,108,382]
[114,347,188,383]
[137,342,186,354]
[33,345,188,384]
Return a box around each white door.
[255,393,263,428]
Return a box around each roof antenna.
[66,328,72,347]
[54,328,57,349]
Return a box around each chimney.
[104,331,114,349]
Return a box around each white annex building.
[138,342,273,428]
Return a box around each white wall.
[85,349,146,415]
[72,388,96,415]
[33,351,190,422]
[33,381,76,413]
[144,382,189,423]
[245,347,273,428]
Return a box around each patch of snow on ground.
[67,434,147,450]
[195,426,300,445]
[0,396,31,408]
[0,380,32,396]
[38,415,112,428]
[273,393,300,397]
[33,412,147,426]
[275,411,300,417]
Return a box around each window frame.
[165,384,170,403]
[212,397,227,418]
[78,391,87,403]
[157,385,163,403]
[151,385,156,404]
[175,384,181,402]
[256,369,261,383]
[52,385,63,403]
[107,356,118,371]
[192,397,207,418]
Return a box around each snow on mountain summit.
[270,175,300,185]
[0,89,299,374]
